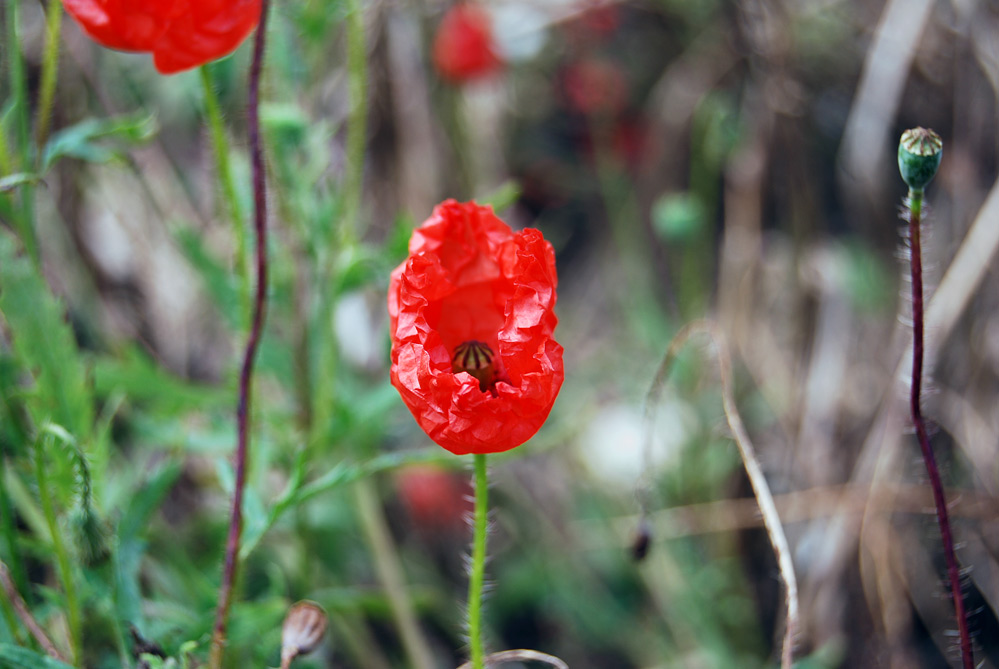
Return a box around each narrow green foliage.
[0,232,92,443]
[41,113,157,172]
[0,643,74,669]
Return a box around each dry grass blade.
[0,561,67,662]
[642,320,799,668]
[456,649,569,668]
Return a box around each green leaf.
[41,113,157,172]
[173,227,241,327]
[93,346,226,414]
[0,231,92,441]
[118,462,182,543]
[0,173,42,193]
[0,644,74,669]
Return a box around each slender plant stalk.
[468,453,489,669]
[0,99,13,175]
[35,0,62,149]
[208,2,271,666]
[199,65,251,318]
[457,649,568,669]
[641,321,799,668]
[353,478,435,669]
[906,190,974,668]
[6,0,39,265]
[0,561,65,661]
[343,0,367,242]
[33,437,81,666]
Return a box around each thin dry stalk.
[642,320,799,668]
[0,561,67,662]
[456,649,569,669]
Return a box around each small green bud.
[898,127,942,191]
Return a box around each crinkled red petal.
[152,0,261,74]
[389,200,563,455]
[62,0,259,74]
[63,0,182,52]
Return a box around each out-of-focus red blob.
[62,0,261,74]
[432,4,502,83]
[395,464,472,533]
[562,58,628,117]
[388,200,563,455]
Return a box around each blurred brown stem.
[641,320,799,668]
[0,561,66,662]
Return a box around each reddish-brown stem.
[209,2,271,667]
[907,192,973,669]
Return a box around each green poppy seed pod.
[898,127,942,192]
[280,601,328,668]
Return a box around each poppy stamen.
[452,340,496,392]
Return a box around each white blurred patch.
[489,4,549,63]
[578,398,698,489]
[334,291,379,369]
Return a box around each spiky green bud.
[898,127,942,192]
[68,505,111,567]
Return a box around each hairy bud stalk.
[898,128,973,669]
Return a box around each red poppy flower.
[432,4,502,83]
[388,200,563,455]
[63,0,261,74]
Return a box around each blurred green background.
[2,0,999,667]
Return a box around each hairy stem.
[907,190,974,668]
[33,437,80,666]
[468,453,488,669]
[35,0,62,149]
[208,2,271,666]
[199,65,250,320]
[6,0,38,265]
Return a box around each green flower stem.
[199,65,251,319]
[906,187,974,669]
[468,453,488,669]
[5,0,38,265]
[0,111,13,175]
[33,437,81,666]
[35,0,62,150]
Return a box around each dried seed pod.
[280,601,328,668]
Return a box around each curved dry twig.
[641,319,799,668]
[456,649,569,669]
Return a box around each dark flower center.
[452,340,496,392]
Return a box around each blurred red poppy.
[63,0,261,74]
[388,200,563,455]
[562,57,628,117]
[395,464,472,533]
[432,4,502,83]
